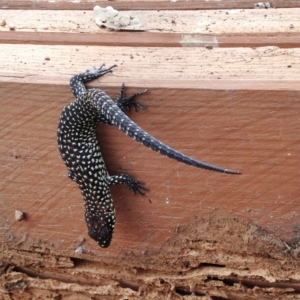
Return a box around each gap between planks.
[1,31,300,48]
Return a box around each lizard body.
[57,64,240,248]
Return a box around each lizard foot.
[126,178,149,195]
[116,83,147,111]
[87,63,117,78]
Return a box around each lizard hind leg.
[116,83,148,111]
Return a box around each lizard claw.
[127,179,149,195]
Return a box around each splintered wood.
[0,2,300,299]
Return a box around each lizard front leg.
[116,83,147,111]
[70,64,117,98]
[106,174,148,195]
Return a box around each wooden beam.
[1,44,300,256]
[2,77,300,257]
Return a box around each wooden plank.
[1,44,300,82]
[1,44,300,258]
[2,80,300,255]
[1,0,300,10]
[1,9,300,35]
[1,31,300,48]
[1,8,300,48]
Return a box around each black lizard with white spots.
[57,64,240,248]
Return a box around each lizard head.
[85,210,115,248]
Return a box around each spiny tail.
[103,102,241,175]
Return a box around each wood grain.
[1,45,300,257]
[1,9,300,35]
[1,31,300,48]
[1,44,300,82]
[1,0,300,10]
[1,5,300,297]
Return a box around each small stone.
[15,210,24,221]
[8,24,15,30]
[45,57,50,61]
[254,2,265,9]
[75,246,85,254]
[265,2,271,8]
[0,19,6,27]
[94,5,144,31]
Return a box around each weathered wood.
[1,44,300,82]
[1,0,300,10]
[1,44,300,257]
[1,9,300,35]
[1,5,300,298]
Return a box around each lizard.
[57,64,241,248]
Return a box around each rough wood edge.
[1,72,300,91]
[1,217,300,298]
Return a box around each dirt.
[0,216,300,299]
